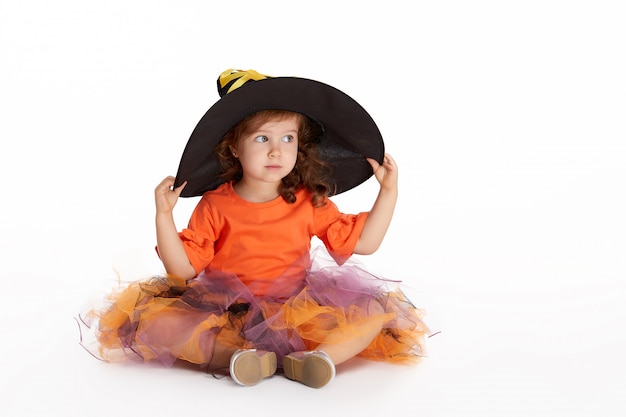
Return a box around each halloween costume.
[79,69,429,373]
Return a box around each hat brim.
[174,77,384,197]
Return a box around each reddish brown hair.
[215,110,331,206]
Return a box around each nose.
[268,141,281,158]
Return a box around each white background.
[1,1,624,415]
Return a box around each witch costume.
[78,69,429,378]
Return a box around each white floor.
[1,1,625,416]
[2,261,624,416]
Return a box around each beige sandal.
[283,351,335,388]
[229,349,277,386]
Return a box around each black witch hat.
[174,69,385,197]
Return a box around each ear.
[229,145,238,158]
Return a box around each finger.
[383,154,397,170]
[366,157,381,172]
[173,181,187,196]
[156,176,175,192]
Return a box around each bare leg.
[208,340,239,370]
[314,300,387,365]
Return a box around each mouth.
[265,165,282,169]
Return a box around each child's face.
[231,114,300,187]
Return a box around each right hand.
[155,176,187,215]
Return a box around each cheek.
[288,149,299,165]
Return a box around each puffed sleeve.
[313,198,369,265]
[177,196,220,274]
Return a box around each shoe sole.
[230,350,277,386]
[283,352,335,388]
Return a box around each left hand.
[366,153,398,191]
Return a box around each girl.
[81,69,428,388]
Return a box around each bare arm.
[155,176,197,280]
[353,154,399,255]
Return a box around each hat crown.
[217,69,271,97]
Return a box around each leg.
[315,299,387,365]
[207,332,277,386]
[207,339,239,370]
[283,299,388,388]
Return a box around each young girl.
[81,69,428,388]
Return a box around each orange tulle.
[80,257,429,368]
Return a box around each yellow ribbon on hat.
[219,69,271,94]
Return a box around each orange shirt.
[178,182,368,296]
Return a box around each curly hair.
[214,110,331,206]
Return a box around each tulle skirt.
[78,249,429,369]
